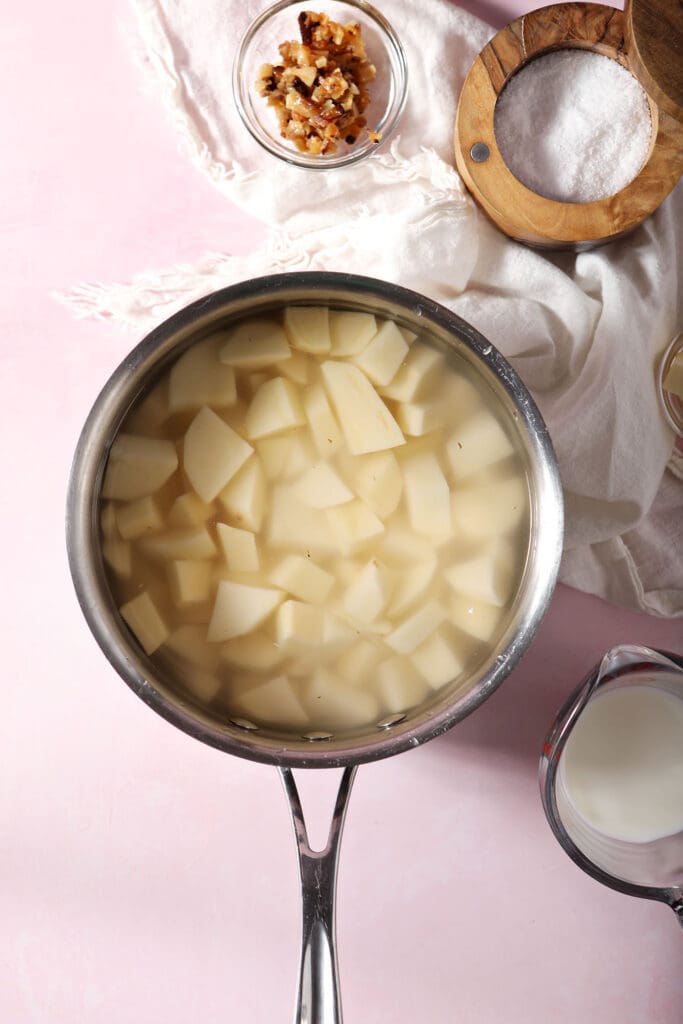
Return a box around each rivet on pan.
[302,731,333,742]
[377,713,407,729]
[470,142,490,163]
[230,716,260,732]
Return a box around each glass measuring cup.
[540,643,683,927]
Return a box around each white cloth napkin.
[59,0,683,616]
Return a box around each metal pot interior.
[66,272,563,767]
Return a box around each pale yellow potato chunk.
[244,377,306,440]
[267,485,338,556]
[125,383,168,436]
[142,526,216,562]
[326,499,385,555]
[231,676,310,730]
[276,600,325,652]
[351,320,408,386]
[411,629,465,688]
[243,372,271,398]
[329,310,377,356]
[306,668,380,730]
[102,538,132,578]
[207,580,285,642]
[376,657,428,713]
[349,451,402,520]
[219,319,291,368]
[216,523,260,572]
[102,434,178,501]
[379,343,442,402]
[268,555,334,605]
[292,462,353,509]
[444,545,516,607]
[402,452,451,538]
[257,430,316,481]
[451,476,527,540]
[386,558,437,618]
[335,639,383,682]
[168,335,236,413]
[321,361,405,455]
[116,496,164,540]
[284,306,331,354]
[168,493,215,528]
[120,591,168,655]
[303,381,344,457]
[166,625,221,670]
[221,632,284,672]
[377,520,436,566]
[385,600,446,654]
[275,350,310,384]
[184,407,254,503]
[395,398,446,437]
[167,559,213,608]
[446,410,515,482]
[100,502,118,538]
[343,559,394,623]
[449,593,502,643]
[218,457,266,532]
[182,666,223,703]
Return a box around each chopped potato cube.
[268,554,334,604]
[100,502,119,538]
[217,457,266,532]
[411,629,465,688]
[449,594,502,643]
[387,558,437,618]
[321,361,405,455]
[351,319,408,386]
[329,310,377,356]
[349,451,402,519]
[166,625,221,670]
[207,580,285,642]
[231,676,310,730]
[335,639,383,681]
[102,434,178,501]
[116,496,164,540]
[326,499,385,554]
[120,591,168,654]
[168,335,237,413]
[221,632,284,672]
[444,545,516,607]
[402,452,451,538]
[451,476,527,540]
[141,526,216,562]
[395,398,446,437]
[267,485,337,556]
[379,344,442,402]
[306,667,380,730]
[167,559,213,608]
[102,538,132,578]
[376,657,428,713]
[219,319,291,368]
[181,665,222,702]
[446,411,515,481]
[256,430,316,480]
[292,462,353,508]
[378,520,436,566]
[168,493,215,528]
[275,350,310,384]
[184,407,254,502]
[303,382,344,457]
[276,600,324,651]
[216,523,260,572]
[245,377,306,440]
[284,306,331,354]
[385,600,446,654]
[343,559,394,623]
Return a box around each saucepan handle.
[279,765,358,1024]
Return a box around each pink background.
[2,1,682,1021]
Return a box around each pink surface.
[2,1,681,1022]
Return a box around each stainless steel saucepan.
[66,272,564,1023]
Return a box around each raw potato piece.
[351,320,408,386]
[207,581,285,642]
[329,311,377,356]
[376,657,428,713]
[182,666,222,703]
[120,591,168,655]
[267,485,337,556]
[184,407,254,502]
[276,600,324,651]
[218,457,266,531]
[378,520,435,566]
[116,496,163,540]
[402,452,451,538]
[168,336,236,413]
[276,350,309,385]
[379,344,443,402]
[335,639,383,682]
[168,493,215,528]
[284,306,331,354]
[395,398,446,437]
[166,625,221,670]
[231,676,310,730]
[387,558,436,618]
[221,632,284,672]
[269,555,334,605]
[102,434,178,501]
[449,594,502,644]
[326,500,385,554]
[219,319,291,368]
[451,476,527,540]
[100,502,118,538]
[103,538,132,578]
[444,546,516,607]
[321,361,405,455]
[343,559,394,623]
[306,668,380,730]
[142,526,216,562]
[303,382,344,457]
[412,629,465,688]
[257,430,316,480]
[167,560,213,608]
[216,523,260,572]
[292,462,353,508]
[350,451,402,519]
[446,410,515,481]
[245,377,306,440]
[385,600,446,654]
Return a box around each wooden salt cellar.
[454,1,683,249]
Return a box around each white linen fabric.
[58,0,683,616]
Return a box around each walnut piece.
[255,10,377,156]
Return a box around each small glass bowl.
[232,0,408,169]
[658,332,683,439]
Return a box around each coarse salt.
[494,49,652,204]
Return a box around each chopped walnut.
[255,10,376,156]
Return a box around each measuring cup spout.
[280,766,357,1024]
[596,644,681,684]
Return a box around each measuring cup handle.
[280,766,357,1024]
